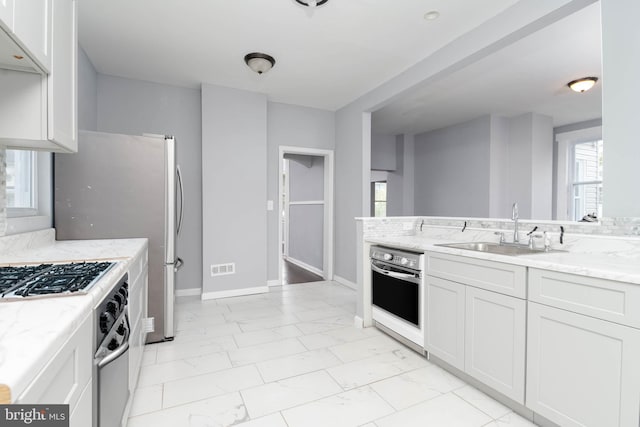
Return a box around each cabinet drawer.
[528,268,640,328]
[427,252,526,298]
[17,313,92,408]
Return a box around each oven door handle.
[97,328,130,368]
[371,262,419,280]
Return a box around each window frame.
[6,149,39,218]
[371,180,387,217]
[567,139,603,221]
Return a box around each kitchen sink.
[435,241,561,256]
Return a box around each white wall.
[266,102,334,281]
[95,74,202,292]
[201,84,267,295]
[414,116,492,217]
[601,0,640,217]
[287,156,324,271]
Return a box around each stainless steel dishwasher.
[94,274,130,427]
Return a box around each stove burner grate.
[0,262,115,299]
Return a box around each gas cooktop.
[0,262,116,300]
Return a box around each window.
[372,181,387,217]
[570,140,603,221]
[6,149,37,216]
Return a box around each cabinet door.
[0,0,13,31]
[425,276,465,370]
[47,0,76,151]
[12,0,51,72]
[527,302,640,427]
[465,287,526,403]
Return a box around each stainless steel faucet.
[512,202,519,243]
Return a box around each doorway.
[278,146,334,285]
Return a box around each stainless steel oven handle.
[97,326,130,368]
[371,262,419,280]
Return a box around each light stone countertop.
[366,232,640,285]
[0,231,148,403]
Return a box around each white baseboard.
[201,286,269,301]
[175,288,201,297]
[267,279,280,287]
[333,274,357,290]
[284,256,324,278]
[354,315,364,329]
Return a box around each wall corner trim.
[201,286,269,301]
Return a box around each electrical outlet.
[211,263,236,277]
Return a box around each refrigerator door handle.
[174,257,184,272]
[176,165,185,237]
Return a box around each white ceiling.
[372,2,602,135]
[78,0,519,111]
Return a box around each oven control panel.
[370,246,421,270]
[96,274,129,350]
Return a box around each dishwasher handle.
[371,261,420,281]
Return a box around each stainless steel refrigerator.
[54,130,184,343]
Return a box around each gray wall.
[266,102,334,281]
[506,113,553,219]
[94,74,202,292]
[77,46,97,131]
[371,133,396,171]
[414,116,492,217]
[289,156,324,201]
[288,156,324,271]
[602,0,640,217]
[201,84,267,294]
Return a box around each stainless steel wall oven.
[370,246,424,347]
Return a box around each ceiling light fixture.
[567,76,598,93]
[424,10,440,20]
[244,52,276,75]
[295,0,328,8]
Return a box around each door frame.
[278,146,334,284]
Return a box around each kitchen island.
[0,228,148,426]
[358,216,640,427]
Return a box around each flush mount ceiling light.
[423,10,440,20]
[295,0,329,7]
[567,76,598,93]
[244,52,276,75]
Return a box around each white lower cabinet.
[526,301,640,427]
[425,275,465,370]
[425,253,527,405]
[465,286,526,403]
[69,379,92,427]
[17,313,92,416]
[128,248,149,393]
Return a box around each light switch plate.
[267,200,274,211]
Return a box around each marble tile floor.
[127,281,537,427]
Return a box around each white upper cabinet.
[48,0,76,151]
[0,0,77,152]
[12,0,51,72]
